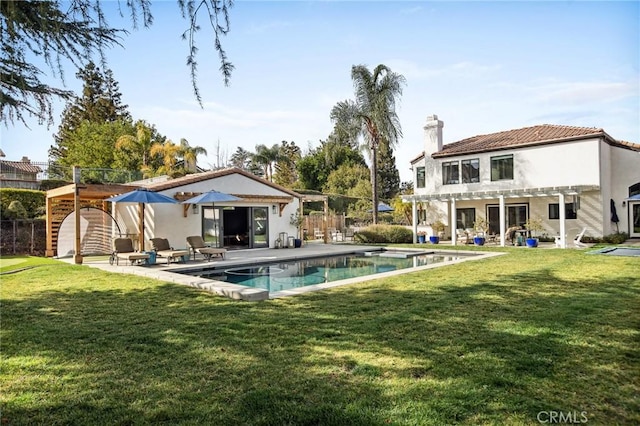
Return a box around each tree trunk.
[371,144,378,225]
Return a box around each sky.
[2,1,639,183]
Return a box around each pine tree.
[50,62,131,163]
[377,138,400,201]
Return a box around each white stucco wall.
[604,142,640,235]
[113,173,301,251]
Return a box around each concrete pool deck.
[65,243,503,301]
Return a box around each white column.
[451,198,457,245]
[499,195,506,247]
[559,193,566,248]
[412,199,418,244]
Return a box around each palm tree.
[229,147,252,170]
[150,140,181,176]
[178,138,207,173]
[331,64,405,224]
[252,143,280,181]
[115,120,154,168]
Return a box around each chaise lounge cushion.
[186,236,227,261]
[150,238,190,264]
[113,238,149,266]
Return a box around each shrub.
[6,200,28,219]
[354,225,412,244]
[0,189,46,219]
[601,232,629,244]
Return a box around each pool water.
[179,251,462,292]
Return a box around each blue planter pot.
[429,236,440,244]
[474,237,485,246]
[418,235,426,244]
[526,238,539,248]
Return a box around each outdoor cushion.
[113,237,149,266]
[150,238,190,264]
[186,236,227,261]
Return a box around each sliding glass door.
[487,204,529,234]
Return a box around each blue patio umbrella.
[180,190,242,206]
[368,202,394,213]
[106,188,178,251]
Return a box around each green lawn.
[1,247,638,425]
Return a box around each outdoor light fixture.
[622,200,626,207]
[192,204,198,214]
[272,205,277,214]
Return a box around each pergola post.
[559,193,566,248]
[450,198,457,245]
[499,195,506,247]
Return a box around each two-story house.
[403,115,640,247]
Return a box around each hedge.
[0,189,46,219]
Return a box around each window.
[456,208,476,229]
[491,154,513,181]
[549,203,577,220]
[442,161,459,185]
[461,158,480,183]
[416,166,425,188]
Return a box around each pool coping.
[75,244,503,301]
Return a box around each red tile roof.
[0,160,42,174]
[410,124,639,162]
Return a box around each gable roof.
[143,167,302,198]
[0,159,43,174]
[411,124,640,162]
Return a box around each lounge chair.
[456,229,470,244]
[112,237,149,266]
[314,228,324,239]
[150,237,190,265]
[554,227,588,248]
[186,235,227,261]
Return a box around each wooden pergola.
[300,194,329,243]
[45,183,138,261]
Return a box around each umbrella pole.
[139,202,145,252]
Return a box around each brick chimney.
[20,156,31,163]
[424,115,444,156]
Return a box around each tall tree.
[150,139,181,177]
[114,120,164,174]
[228,147,252,170]
[178,138,207,173]
[377,137,401,200]
[50,62,130,162]
[1,0,233,127]
[274,140,301,188]
[252,143,280,182]
[331,64,405,224]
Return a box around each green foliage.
[0,189,45,219]
[377,138,400,200]
[296,140,366,192]
[274,141,301,188]
[39,180,70,191]
[602,232,629,244]
[331,64,406,224]
[1,1,233,127]
[5,201,28,219]
[354,224,413,244]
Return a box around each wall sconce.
[192,204,199,214]
[622,200,626,207]
[272,205,277,214]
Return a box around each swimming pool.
[178,250,468,293]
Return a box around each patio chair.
[150,237,190,265]
[456,229,470,244]
[314,228,324,239]
[344,227,355,242]
[554,227,588,248]
[186,235,227,261]
[112,237,149,266]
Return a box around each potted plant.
[473,217,489,246]
[430,220,445,244]
[289,211,304,248]
[417,231,427,244]
[524,217,544,248]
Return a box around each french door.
[631,202,640,238]
[487,204,529,234]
